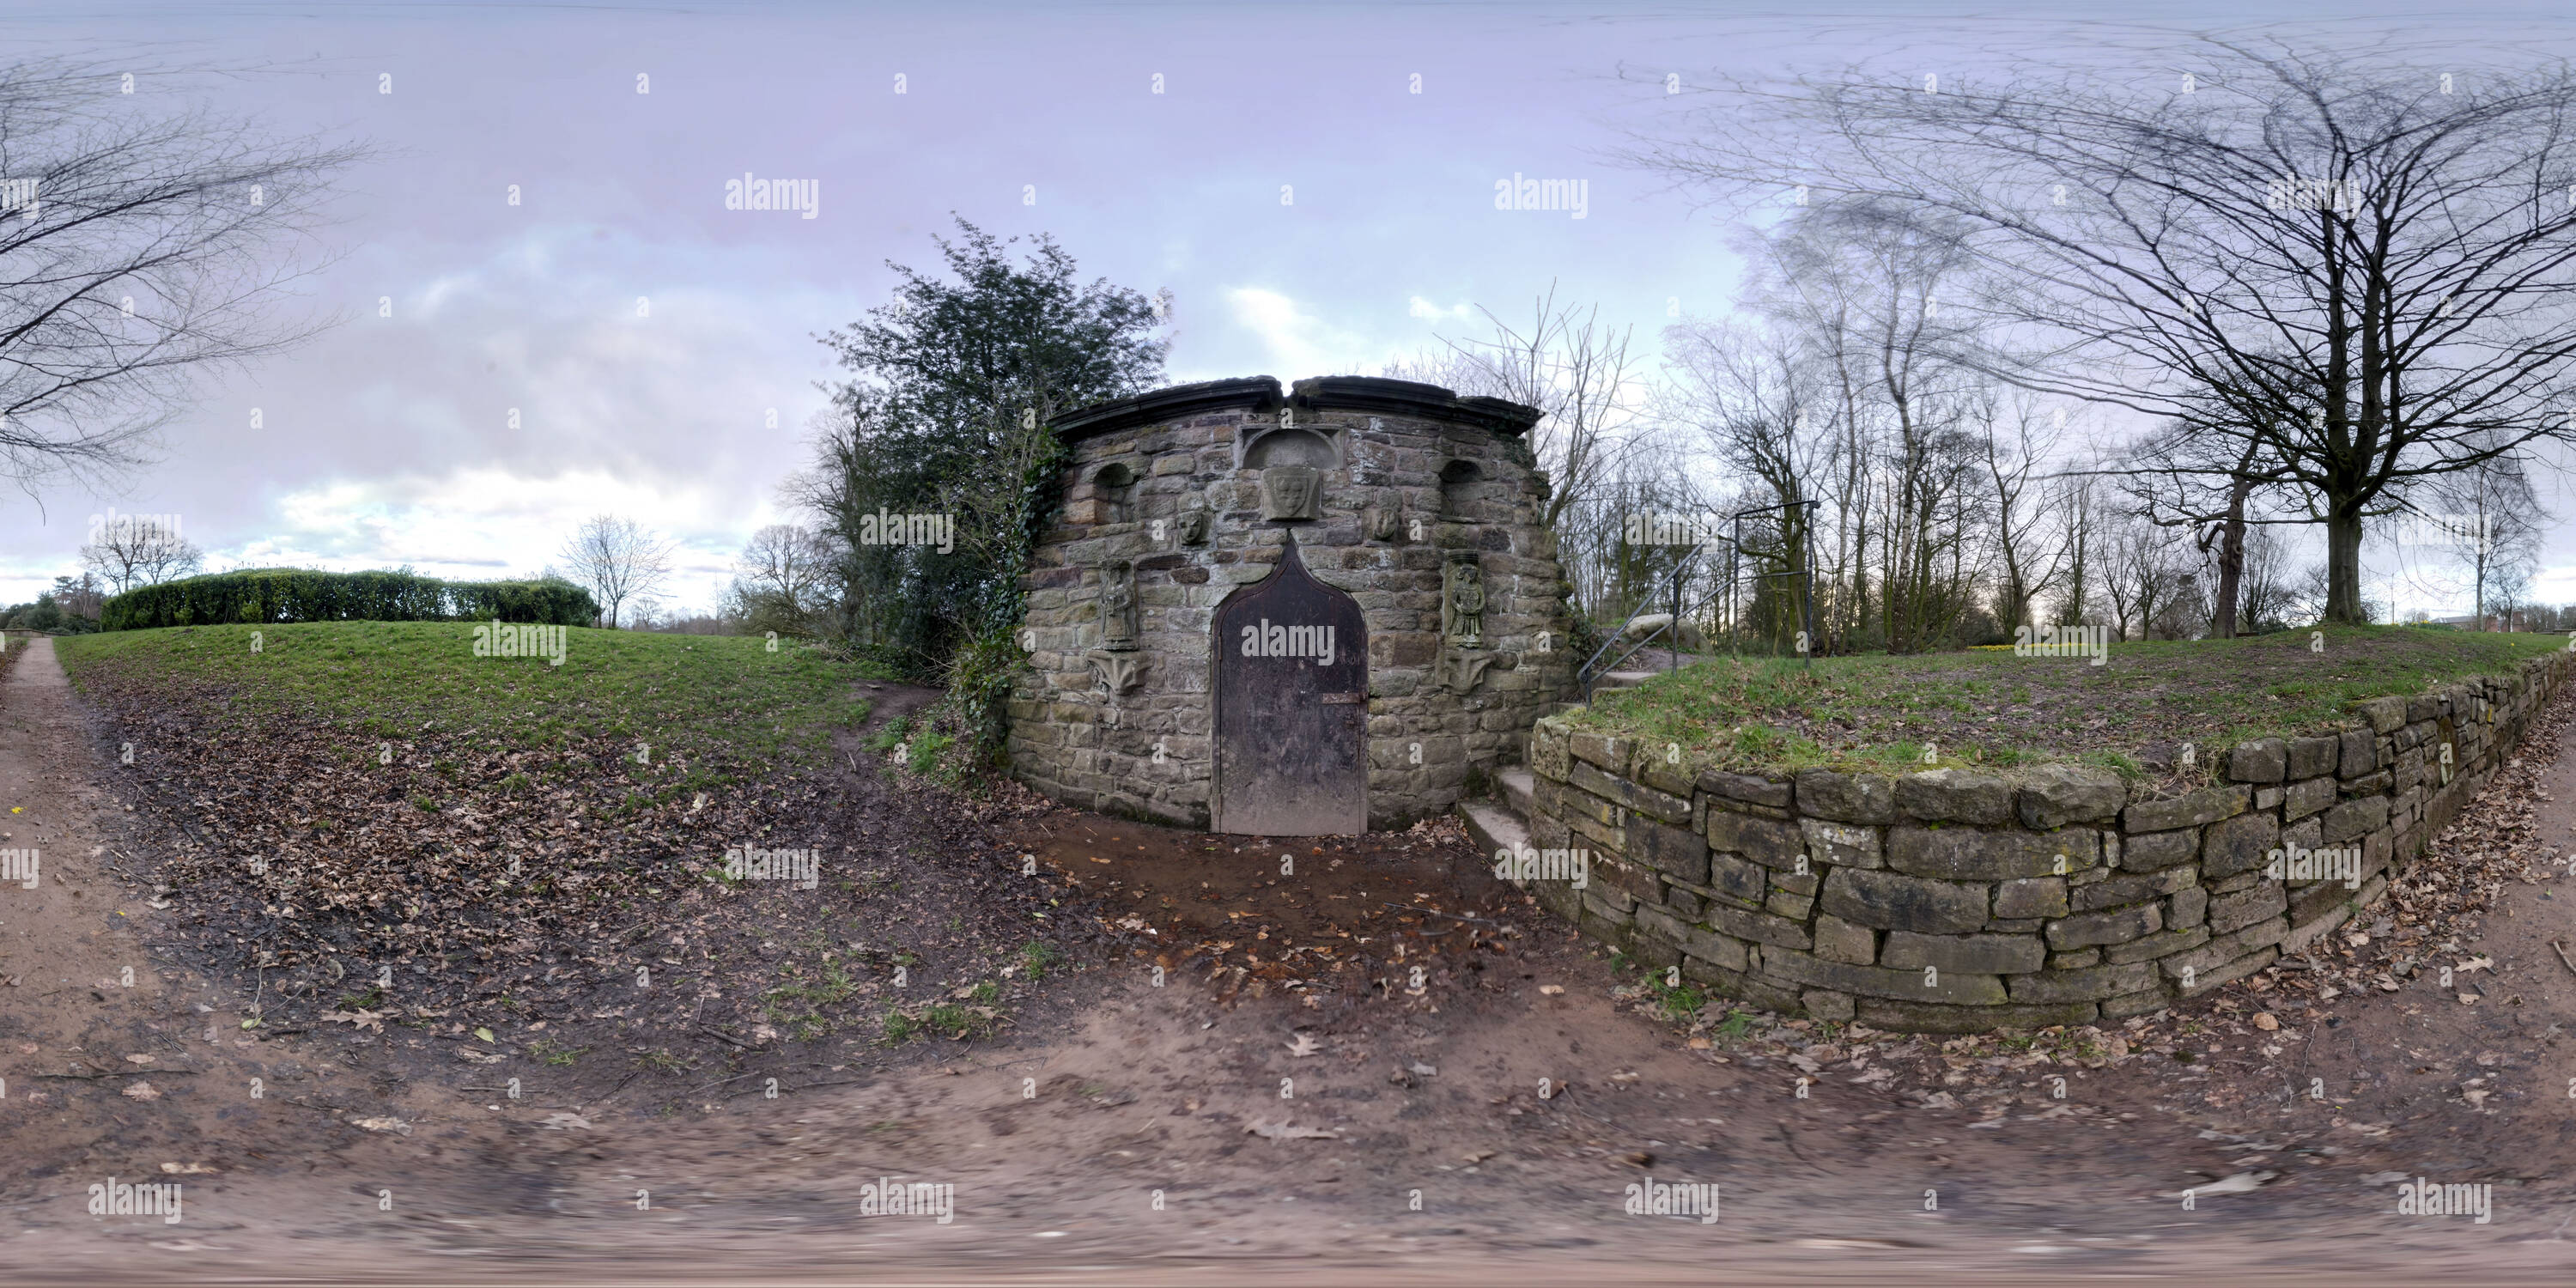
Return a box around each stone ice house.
[1007,375,1578,835]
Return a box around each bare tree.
[725,523,841,637]
[2235,522,2308,632]
[1635,39,2576,623]
[0,57,360,496]
[558,514,677,629]
[2103,511,2193,641]
[2052,473,2104,627]
[1977,387,2069,635]
[2415,439,2543,628]
[1432,282,1644,534]
[79,514,200,593]
[1658,319,1823,642]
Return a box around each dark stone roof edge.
[1049,375,1543,443]
[1048,377,1283,442]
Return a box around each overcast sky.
[5,0,2575,620]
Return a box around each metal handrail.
[1574,498,1821,702]
[1578,543,1718,698]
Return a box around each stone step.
[1496,766,1534,819]
[1455,799,1528,863]
[1541,701,1584,719]
[1591,670,1662,691]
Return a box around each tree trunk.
[2209,477,2251,638]
[2325,502,2366,623]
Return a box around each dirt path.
[9,634,2576,1283]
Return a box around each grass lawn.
[1568,625,2568,782]
[56,622,891,774]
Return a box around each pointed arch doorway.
[1211,532,1368,835]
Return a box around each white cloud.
[1226,287,1370,378]
[230,467,781,614]
[1407,295,1475,321]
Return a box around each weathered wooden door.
[1212,535,1368,835]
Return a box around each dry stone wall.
[1513,650,2576,1032]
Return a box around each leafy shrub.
[101,569,599,631]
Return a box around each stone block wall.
[1009,376,1577,829]
[1512,650,2576,1032]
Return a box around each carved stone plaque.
[1259,465,1321,521]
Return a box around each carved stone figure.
[1174,506,1211,545]
[1099,559,1139,651]
[1442,556,1485,648]
[1259,465,1321,521]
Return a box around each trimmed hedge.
[101,569,600,631]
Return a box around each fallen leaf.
[350,1117,411,1134]
[2458,955,2495,975]
[125,1054,155,1064]
[1285,1033,1323,1058]
[2251,1012,2278,1031]
[1538,985,1564,996]
[121,1081,160,1101]
[324,1008,386,1033]
[474,1027,496,1043]
[540,1111,592,1130]
[158,1163,216,1175]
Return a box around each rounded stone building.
[1008,375,1577,835]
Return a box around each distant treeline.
[100,569,599,631]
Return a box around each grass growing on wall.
[1568,626,2567,779]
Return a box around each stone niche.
[1009,375,1578,833]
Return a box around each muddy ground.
[7,635,2576,1284]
